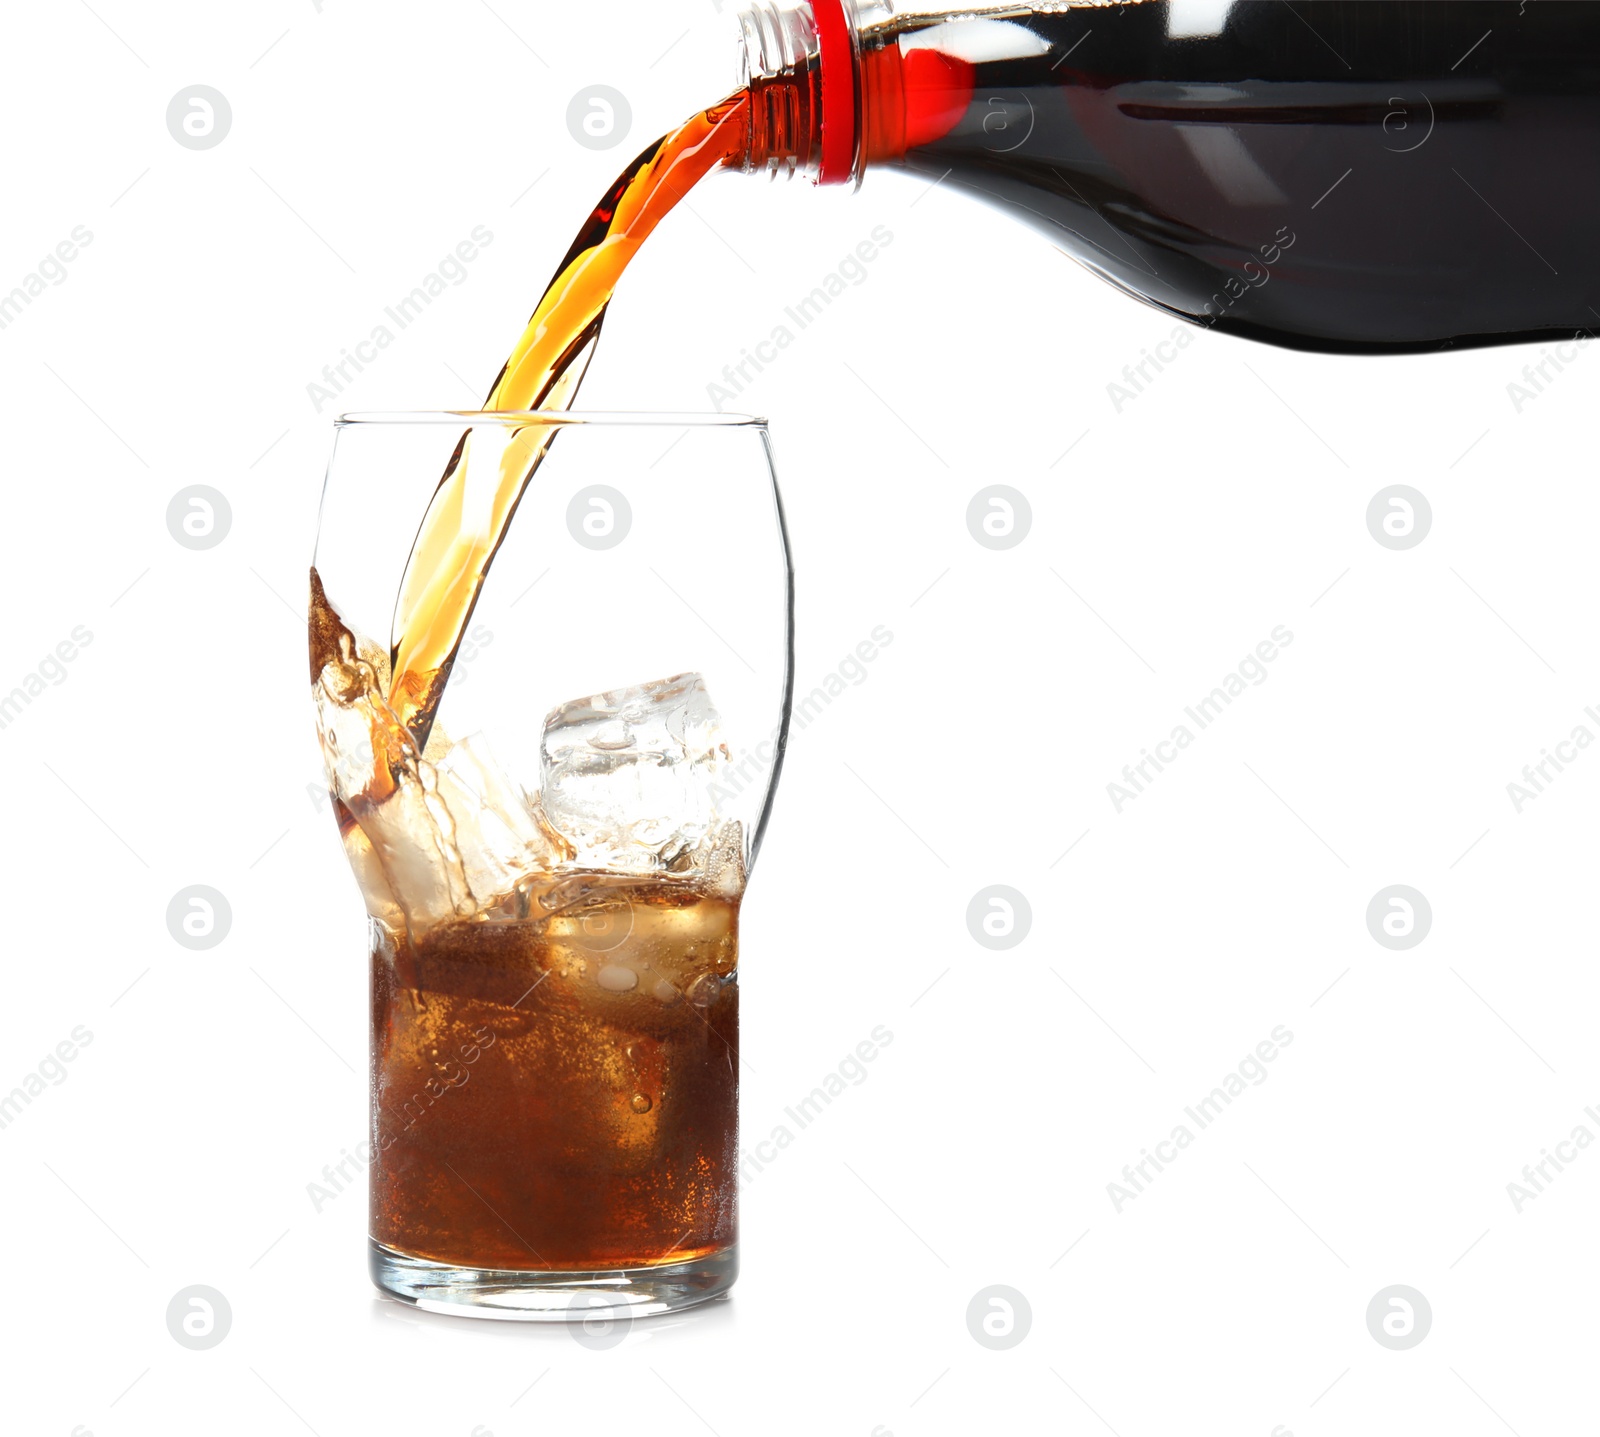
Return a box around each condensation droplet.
[597,964,638,992]
[653,979,681,1004]
[630,1093,652,1114]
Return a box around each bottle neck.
[738,3,823,181]
[738,2,972,185]
[738,0,892,186]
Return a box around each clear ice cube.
[349,763,472,933]
[434,733,562,903]
[539,673,728,873]
[312,629,505,936]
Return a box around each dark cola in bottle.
[737,0,1600,351]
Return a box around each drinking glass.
[310,411,793,1319]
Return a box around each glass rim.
[335,409,767,429]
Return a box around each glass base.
[369,1238,738,1321]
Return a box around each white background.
[3,2,1597,1434]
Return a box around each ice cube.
[347,762,473,934]
[434,733,564,904]
[700,819,747,897]
[315,643,566,933]
[539,673,728,873]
